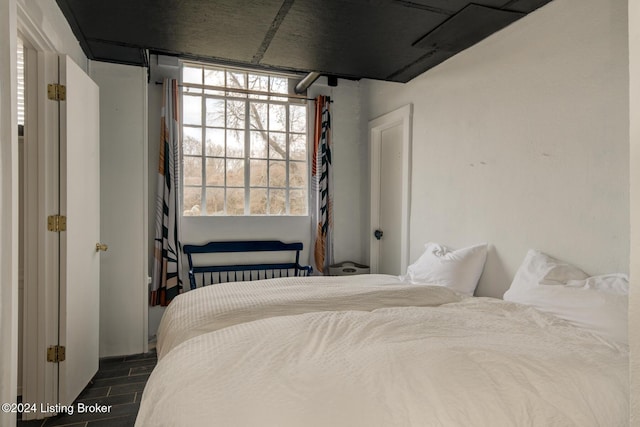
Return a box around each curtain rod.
[154,81,332,103]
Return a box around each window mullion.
[223,97,228,215]
[285,105,290,215]
[200,92,206,216]
[266,95,271,215]
[244,100,250,214]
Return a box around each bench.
[183,240,313,290]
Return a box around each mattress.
[140,276,628,427]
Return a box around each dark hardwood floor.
[17,349,157,427]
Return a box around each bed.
[136,245,629,426]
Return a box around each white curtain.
[310,95,334,274]
[151,78,182,305]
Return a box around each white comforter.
[139,278,628,427]
[156,274,463,359]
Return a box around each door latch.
[374,229,384,240]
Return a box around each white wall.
[361,0,629,298]
[629,0,639,423]
[90,61,148,357]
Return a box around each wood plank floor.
[17,349,157,427]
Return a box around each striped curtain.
[151,79,182,306]
[310,95,334,274]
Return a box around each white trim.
[369,104,412,274]
[0,2,19,426]
[141,67,150,353]
[16,5,63,416]
[20,45,44,421]
[16,1,56,53]
[17,42,61,422]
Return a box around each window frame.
[179,62,309,217]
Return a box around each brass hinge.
[47,83,66,101]
[47,345,66,363]
[47,215,67,232]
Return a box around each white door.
[369,104,412,275]
[58,55,101,405]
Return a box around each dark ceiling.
[56,0,552,83]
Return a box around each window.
[181,63,308,216]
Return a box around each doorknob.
[374,229,383,240]
[96,243,108,252]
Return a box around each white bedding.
[156,274,463,359]
[140,280,628,427]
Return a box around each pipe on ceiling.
[294,71,321,94]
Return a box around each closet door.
[369,104,412,275]
[57,54,101,406]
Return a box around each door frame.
[17,5,64,419]
[0,3,20,426]
[369,104,412,274]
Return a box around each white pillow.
[503,249,628,345]
[401,242,488,295]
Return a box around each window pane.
[290,105,307,133]
[205,98,225,127]
[248,74,268,99]
[290,134,306,161]
[205,128,225,156]
[270,77,288,102]
[289,161,307,187]
[250,188,267,214]
[289,189,307,215]
[206,158,224,186]
[249,102,267,130]
[269,133,286,160]
[183,187,202,216]
[226,130,245,157]
[183,127,202,155]
[269,189,286,215]
[250,159,267,186]
[226,100,245,129]
[227,72,246,89]
[270,77,287,94]
[205,187,225,215]
[183,95,202,126]
[183,156,202,186]
[250,131,268,158]
[269,160,286,187]
[183,66,202,84]
[204,69,225,87]
[269,104,286,131]
[226,159,244,186]
[226,188,245,215]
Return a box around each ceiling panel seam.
[85,37,144,50]
[252,0,296,65]
[386,49,438,81]
[500,0,521,9]
[392,0,454,15]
